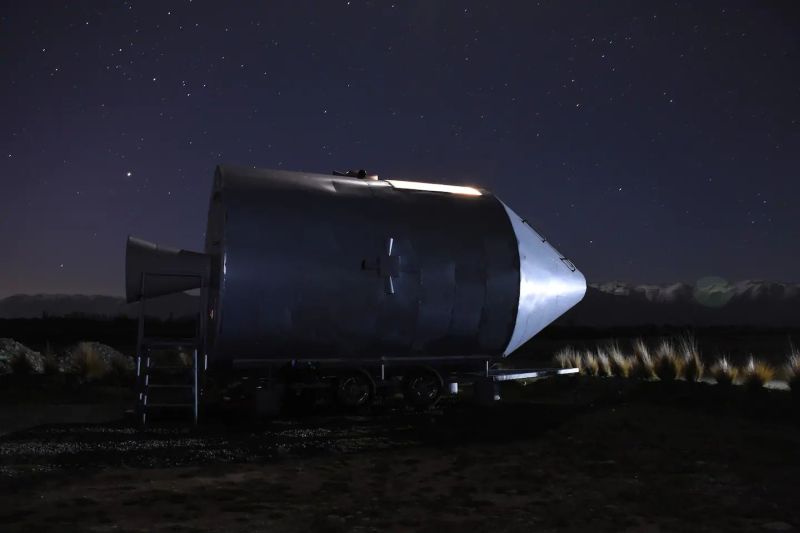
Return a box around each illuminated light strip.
[387,180,482,196]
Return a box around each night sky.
[1,1,798,298]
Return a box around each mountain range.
[559,280,800,328]
[0,280,798,327]
[0,293,199,321]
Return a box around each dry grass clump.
[107,352,135,383]
[554,347,581,370]
[70,341,110,382]
[741,356,775,391]
[786,351,800,392]
[607,343,633,378]
[679,335,704,382]
[581,351,600,376]
[654,339,684,381]
[710,356,738,386]
[630,339,656,380]
[595,348,613,377]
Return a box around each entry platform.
[486,367,579,382]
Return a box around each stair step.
[146,403,195,408]
[147,384,193,389]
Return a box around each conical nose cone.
[500,201,587,355]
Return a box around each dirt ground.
[1,379,799,532]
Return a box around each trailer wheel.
[403,368,442,410]
[336,372,373,408]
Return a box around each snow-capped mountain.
[591,280,800,304]
[559,280,800,327]
[1,279,798,327]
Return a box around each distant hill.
[0,293,199,320]
[1,279,799,327]
[558,280,800,328]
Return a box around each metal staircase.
[136,340,202,427]
[134,273,207,428]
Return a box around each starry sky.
[1,1,798,298]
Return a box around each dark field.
[1,378,799,532]
[3,317,799,364]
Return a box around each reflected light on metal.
[387,180,482,196]
[520,278,585,298]
[499,200,587,355]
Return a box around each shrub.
[607,343,633,378]
[680,335,704,382]
[70,341,110,382]
[741,356,775,391]
[630,339,656,380]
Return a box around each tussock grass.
[70,342,110,382]
[786,350,800,392]
[742,356,775,391]
[554,347,581,370]
[654,339,684,381]
[595,348,613,377]
[680,335,704,382]
[107,352,134,383]
[581,351,600,376]
[551,337,797,394]
[710,357,738,386]
[554,348,571,370]
[607,343,633,378]
[630,339,656,380]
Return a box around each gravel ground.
[0,403,126,437]
[0,379,799,532]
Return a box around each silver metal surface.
[499,201,587,355]
[204,166,521,363]
[125,165,587,366]
[125,237,210,302]
[489,367,579,381]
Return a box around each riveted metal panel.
[204,166,521,362]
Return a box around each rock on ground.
[0,338,45,374]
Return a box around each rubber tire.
[336,372,374,408]
[403,369,442,410]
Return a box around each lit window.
[387,180,482,196]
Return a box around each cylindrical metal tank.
[202,166,585,361]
